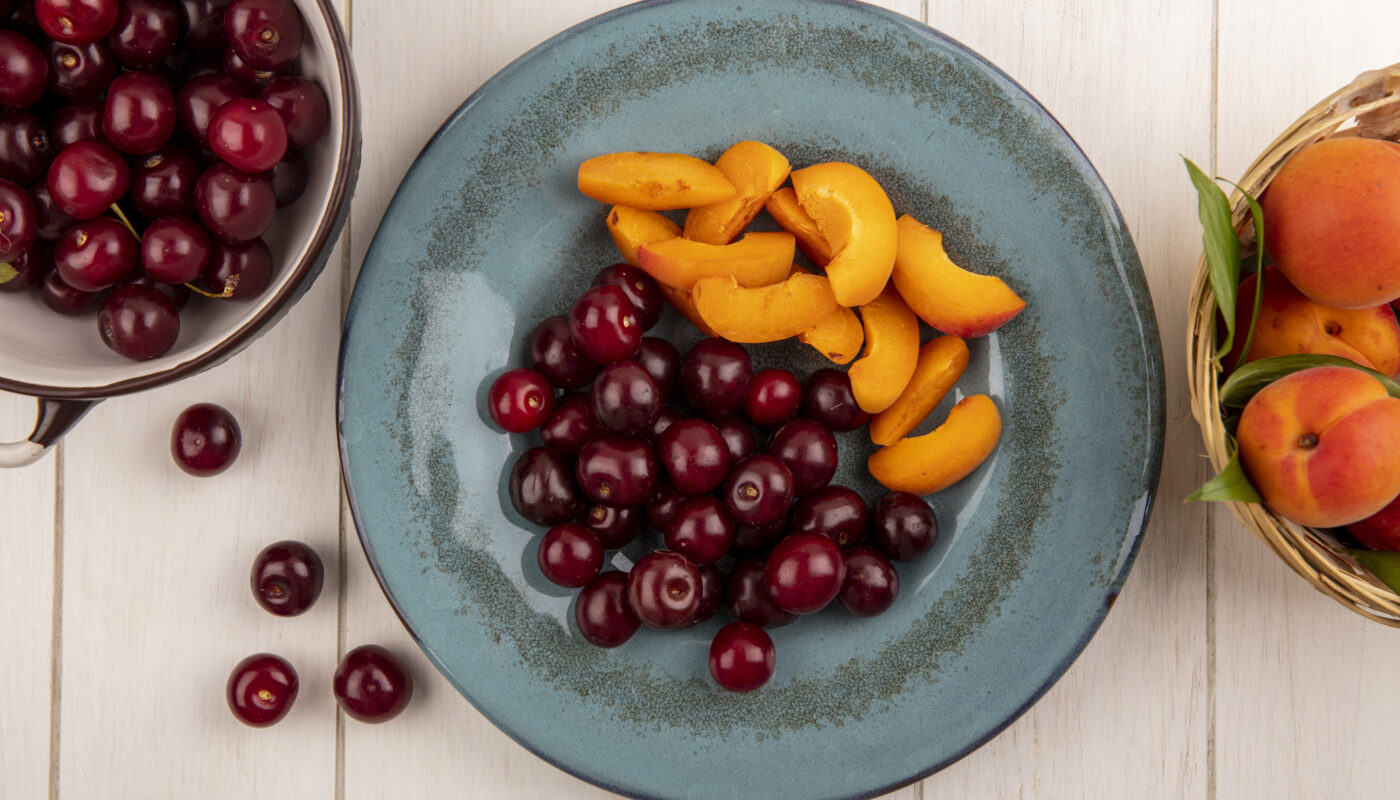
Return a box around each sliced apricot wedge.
[765,187,835,266]
[847,285,919,414]
[790,162,897,306]
[578,152,737,210]
[606,205,681,266]
[869,335,970,446]
[799,305,864,364]
[892,214,1026,337]
[692,271,838,343]
[684,141,791,245]
[868,394,1002,494]
[636,232,795,290]
[660,283,720,337]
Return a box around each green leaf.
[1219,354,1400,408]
[0,262,15,286]
[1346,549,1400,594]
[1220,180,1266,365]
[1186,448,1262,503]
[1185,157,1242,364]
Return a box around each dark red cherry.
[590,359,659,435]
[208,96,287,173]
[625,550,700,630]
[202,237,273,300]
[0,177,36,261]
[713,415,756,464]
[258,75,327,148]
[45,39,115,99]
[36,0,119,44]
[194,160,275,242]
[578,503,641,549]
[0,30,49,108]
[838,546,899,617]
[657,417,730,496]
[54,216,137,290]
[140,214,210,283]
[731,519,787,556]
[221,45,279,93]
[102,69,177,153]
[39,268,101,314]
[790,485,867,549]
[803,369,869,431]
[709,622,775,692]
[227,652,297,727]
[30,181,73,241]
[539,393,602,457]
[592,262,664,331]
[488,367,554,433]
[47,139,130,219]
[767,418,838,495]
[177,0,227,54]
[105,0,180,67]
[644,482,686,532]
[225,0,303,71]
[131,146,200,217]
[267,146,306,207]
[645,405,682,443]
[871,491,939,561]
[679,337,752,418]
[663,495,734,566]
[176,71,244,146]
[536,523,603,588]
[689,563,723,626]
[632,336,680,401]
[764,532,847,615]
[528,315,601,390]
[726,557,795,629]
[333,645,413,724]
[250,540,323,616]
[508,446,585,527]
[743,368,802,428]
[97,283,179,360]
[723,454,794,528]
[49,100,102,150]
[0,110,52,185]
[0,243,45,292]
[574,434,657,508]
[568,284,641,364]
[575,571,640,648]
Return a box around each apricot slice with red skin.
[868,394,1003,495]
[659,283,721,337]
[684,141,791,245]
[869,335,970,446]
[764,186,834,267]
[606,205,681,266]
[799,305,863,364]
[892,215,1026,337]
[636,232,795,291]
[692,271,838,343]
[847,285,919,414]
[790,162,897,307]
[578,152,737,210]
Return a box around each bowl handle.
[0,398,99,468]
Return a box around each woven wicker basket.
[1188,63,1400,626]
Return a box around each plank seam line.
[47,443,64,800]
[1206,3,1220,800]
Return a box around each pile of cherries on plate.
[0,0,329,360]
[489,263,940,693]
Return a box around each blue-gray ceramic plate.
[338,1,1163,798]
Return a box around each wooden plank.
[0,392,57,800]
[920,1,1212,797]
[1213,3,1400,797]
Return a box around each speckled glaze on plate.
[337,1,1163,798]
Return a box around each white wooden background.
[3,1,1398,797]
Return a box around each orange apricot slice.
[892,214,1026,337]
[578,152,737,210]
[636,232,795,290]
[868,394,1003,494]
[799,306,864,364]
[847,285,920,414]
[684,141,791,245]
[868,335,970,446]
[789,162,897,307]
[606,206,681,266]
[660,283,720,337]
[692,271,838,343]
[765,187,835,266]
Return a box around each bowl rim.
[0,0,360,401]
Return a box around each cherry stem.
[108,203,140,240]
[183,274,240,299]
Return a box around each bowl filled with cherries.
[0,0,358,467]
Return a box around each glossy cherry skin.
[508,446,585,527]
[141,214,210,283]
[131,146,200,217]
[591,359,659,435]
[646,405,681,443]
[176,71,245,145]
[0,177,36,260]
[39,268,101,314]
[574,434,657,508]
[258,75,328,148]
[731,518,787,556]
[488,367,555,433]
[871,491,939,561]
[663,495,734,566]
[0,110,52,185]
[626,550,701,630]
[713,415,756,464]
[658,417,730,496]
[725,558,795,629]
[45,38,115,99]
[764,532,848,615]
[803,368,870,431]
[267,146,306,207]
[838,546,899,617]
[537,523,603,588]
[102,69,177,153]
[202,238,273,300]
[222,45,279,93]
[225,0,303,70]
[644,482,686,533]
[539,393,603,457]
[709,622,775,692]
[101,286,178,360]
[578,502,641,549]
[177,0,227,54]
[227,652,297,727]
[575,571,640,648]
[30,182,73,241]
[47,139,130,219]
[679,337,752,418]
[170,402,242,476]
[569,284,641,364]
[790,485,867,549]
[49,100,102,149]
[333,645,413,724]
[208,97,287,172]
[632,336,680,401]
[592,262,665,330]
[528,315,600,390]
[36,0,120,43]
[744,368,802,428]
[105,0,180,67]
[250,540,323,616]
[195,161,275,242]
[689,563,723,626]
[767,418,838,495]
[55,217,137,290]
[0,30,48,108]
[723,454,795,528]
